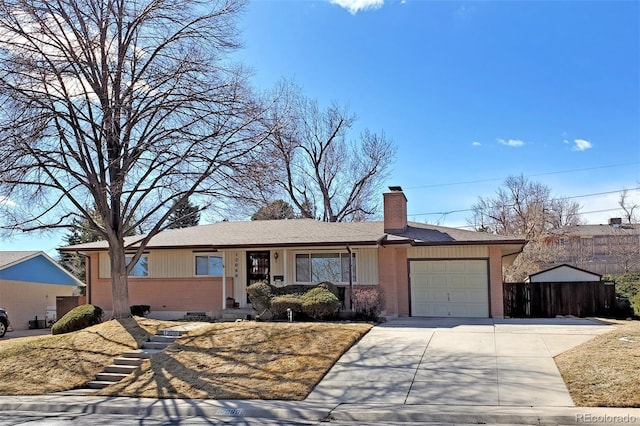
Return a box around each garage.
[410,259,489,317]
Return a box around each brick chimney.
[383,186,407,233]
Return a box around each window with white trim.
[295,252,356,283]
[126,255,149,277]
[195,255,223,276]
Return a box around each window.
[295,252,356,283]
[126,256,148,277]
[195,255,223,276]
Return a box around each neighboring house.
[0,251,83,330]
[60,187,527,319]
[545,219,640,275]
[525,264,602,283]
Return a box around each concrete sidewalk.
[307,317,615,406]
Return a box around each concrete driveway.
[306,317,614,406]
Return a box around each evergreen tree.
[251,199,296,221]
[167,198,201,229]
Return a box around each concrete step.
[104,364,138,374]
[121,349,153,359]
[149,335,179,343]
[86,380,115,389]
[96,372,129,382]
[157,329,185,337]
[141,341,169,350]
[113,356,144,366]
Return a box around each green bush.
[270,295,303,319]
[608,273,640,300]
[316,281,340,298]
[130,305,151,317]
[274,285,312,297]
[632,293,640,317]
[51,304,103,335]
[301,287,340,320]
[246,281,275,311]
[352,287,385,321]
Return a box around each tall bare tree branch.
[0,0,270,317]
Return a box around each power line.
[404,162,639,190]
[408,187,640,217]
[450,207,627,229]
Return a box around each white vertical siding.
[408,245,489,259]
[529,266,600,282]
[355,247,378,285]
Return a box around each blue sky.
[234,0,639,227]
[2,0,639,254]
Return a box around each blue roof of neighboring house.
[0,251,82,286]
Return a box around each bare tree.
[0,0,270,318]
[233,81,396,222]
[619,189,639,224]
[468,175,582,280]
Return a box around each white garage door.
[410,260,489,318]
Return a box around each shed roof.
[528,263,602,280]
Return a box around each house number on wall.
[234,253,239,279]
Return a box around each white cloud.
[472,141,481,146]
[572,138,592,151]
[498,138,525,147]
[0,196,16,207]
[329,0,384,14]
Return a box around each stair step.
[87,380,115,389]
[158,330,184,337]
[142,341,169,350]
[121,350,153,359]
[96,372,129,382]
[149,335,179,343]
[113,356,144,366]
[104,364,138,374]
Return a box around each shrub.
[270,295,303,319]
[632,293,640,317]
[301,287,340,320]
[274,284,312,297]
[316,281,340,298]
[51,304,103,335]
[246,281,275,311]
[352,287,385,321]
[130,305,151,317]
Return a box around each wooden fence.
[503,281,616,318]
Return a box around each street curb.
[0,396,334,421]
[328,404,640,425]
[0,396,639,424]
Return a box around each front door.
[246,251,270,302]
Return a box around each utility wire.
[404,162,639,190]
[408,187,640,217]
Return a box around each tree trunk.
[108,239,131,319]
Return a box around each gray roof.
[60,219,525,251]
[547,223,640,237]
[0,251,41,269]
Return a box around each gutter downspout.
[222,251,226,313]
[346,244,353,310]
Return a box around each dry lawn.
[0,317,181,394]
[96,322,371,400]
[555,320,640,407]
[0,318,370,400]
